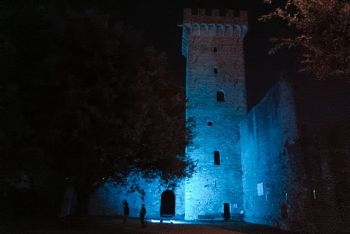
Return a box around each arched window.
[208,121,213,126]
[213,47,217,52]
[213,68,218,74]
[214,151,220,165]
[217,91,224,102]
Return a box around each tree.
[0,2,194,217]
[262,0,350,81]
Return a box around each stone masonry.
[182,8,248,220]
[88,8,249,221]
[88,9,350,232]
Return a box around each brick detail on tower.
[180,8,248,220]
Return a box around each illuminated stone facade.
[240,79,350,231]
[88,8,350,232]
[240,80,305,229]
[89,174,186,219]
[88,8,249,221]
[181,8,248,220]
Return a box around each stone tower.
[181,8,248,220]
[89,8,248,221]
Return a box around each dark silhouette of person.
[140,204,147,227]
[123,200,129,224]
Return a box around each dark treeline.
[0,1,194,221]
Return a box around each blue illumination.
[87,13,306,227]
[149,219,189,224]
[184,28,247,220]
[88,173,186,219]
[240,80,299,226]
[90,13,249,221]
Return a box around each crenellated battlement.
[183,7,247,221]
[183,8,248,25]
[180,8,248,57]
[180,8,248,41]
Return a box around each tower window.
[213,47,217,52]
[213,68,218,74]
[208,121,213,126]
[217,91,225,102]
[214,151,220,165]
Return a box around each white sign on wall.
[257,182,264,196]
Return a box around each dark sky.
[80,0,298,108]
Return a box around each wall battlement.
[180,8,248,58]
[183,7,247,220]
[183,8,248,25]
[89,8,247,222]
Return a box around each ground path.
[1,216,289,234]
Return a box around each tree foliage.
[262,0,350,81]
[0,2,194,216]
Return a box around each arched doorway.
[160,190,175,217]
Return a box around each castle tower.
[180,8,248,220]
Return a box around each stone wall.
[89,8,249,221]
[88,174,185,219]
[240,80,306,229]
[183,8,248,220]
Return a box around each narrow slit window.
[213,47,217,52]
[214,151,220,165]
[217,91,225,102]
[213,68,218,74]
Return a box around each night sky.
[76,0,298,108]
